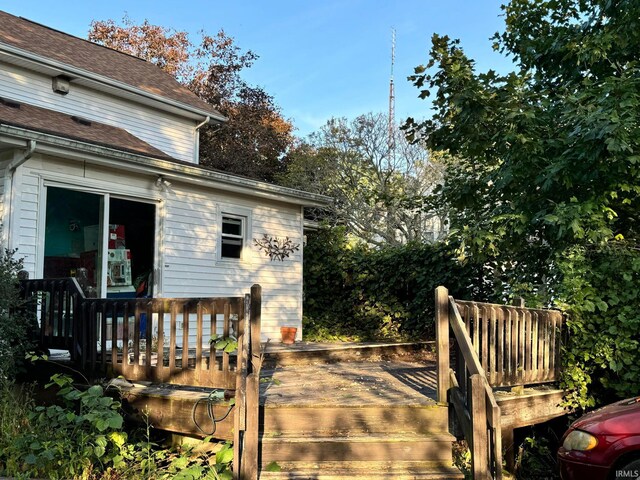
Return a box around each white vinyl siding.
[161,186,303,341]
[13,154,304,342]
[0,63,197,162]
[13,166,40,273]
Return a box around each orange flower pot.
[280,326,297,344]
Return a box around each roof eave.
[0,42,227,123]
[0,124,331,207]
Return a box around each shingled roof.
[0,97,176,160]
[0,10,223,120]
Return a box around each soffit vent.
[71,116,92,126]
[0,97,21,109]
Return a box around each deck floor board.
[260,358,438,407]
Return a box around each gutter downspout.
[194,116,210,164]
[5,140,36,249]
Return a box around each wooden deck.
[22,278,571,480]
[117,343,439,439]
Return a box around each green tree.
[89,17,294,183]
[405,0,640,407]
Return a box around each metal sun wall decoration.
[253,234,300,261]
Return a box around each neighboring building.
[0,11,329,341]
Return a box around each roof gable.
[0,10,223,120]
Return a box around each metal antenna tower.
[388,28,396,159]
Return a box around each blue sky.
[1,1,515,137]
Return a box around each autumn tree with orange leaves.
[89,17,294,183]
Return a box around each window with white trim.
[220,214,245,259]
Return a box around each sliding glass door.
[43,186,156,298]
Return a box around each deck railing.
[20,277,85,356]
[436,286,566,480]
[80,296,244,388]
[436,287,501,480]
[20,278,262,480]
[455,300,563,387]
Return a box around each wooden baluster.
[497,307,504,386]
[157,300,166,382]
[524,310,532,383]
[169,301,177,379]
[481,305,489,375]
[546,311,553,382]
[182,301,190,382]
[145,300,153,380]
[134,301,141,368]
[210,300,219,382]
[222,301,231,375]
[550,312,558,381]
[110,301,117,368]
[195,301,204,385]
[557,313,565,379]
[532,312,540,383]
[97,302,105,372]
[64,282,72,343]
[122,302,129,377]
[518,309,526,385]
[510,308,519,385]
[473,303,480,357]
[489,306,497,385]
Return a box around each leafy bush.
[0,249,35,379]
[0,373,233,479]
[303,227,490,341]
[557,244,640,409]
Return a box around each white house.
[0,11,329,341]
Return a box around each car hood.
[573,397,640,435]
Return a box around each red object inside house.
[108,224,126,249]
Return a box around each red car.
[558,397,640,480]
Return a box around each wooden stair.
[257,343,463,479]
[259,404,461,479]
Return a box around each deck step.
[260,432,456,463]
[262,341,433,367]
[259,461,464,479]
[262,404,448,435]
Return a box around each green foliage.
[557,244,640,408]
[210,335,238,353]
[451,440,472,480]
[0,380,33,457]
[264,461,281,472]
[0,249,36,379]
[515,435,558,480]
[0,374,233,479]
[303,227,490,341]
[405,0,640,408]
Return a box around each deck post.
[240,284,261,480]
[502,427,515,473]
[470,374,489,480]
[233,295,249,480]
[435,286,450,404]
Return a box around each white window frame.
[36,176,163,297]
[217,206,252,262]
